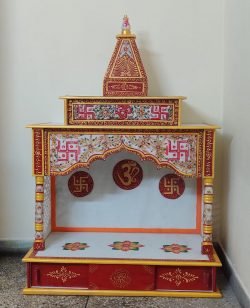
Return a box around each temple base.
[23,234,222,297]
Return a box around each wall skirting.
[0,240,32,253]
[215,242,250,308]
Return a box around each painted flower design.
[109,240,144,251]
[63,242,90,251]
[161,243,191,254]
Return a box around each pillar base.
[33,241,45,251]
[201,243,213,255]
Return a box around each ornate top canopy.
[103,16,148,97]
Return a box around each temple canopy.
[103,16,148,96]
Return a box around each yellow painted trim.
[26,124,220,129]
[35,193,44,202]
[64,99,68,125]
[69,101,180,106]
[204,195,214,203]
[204,178,213,186]
[35,224,43,232]
[116,34,136,38]
[34,239,44,243]
[60,96,187,100]
[202,241,213,245]
[178,98,182,125]
[203,225,213,233]
[23,287,222,297]
[36,176,44,185]
[22,248,222,267]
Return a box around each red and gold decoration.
[159,268,198,287]
[64,97,182,126]
[109,240,144,251]
[103,15,148,97]
[68,171,94,197]
[24,16,221,297]
[47,266,80,283]
[33,129,43,175]
[156,266,215,291]
[202,178,214,255]
[63,242,90,251]
[113,159,143,190]
[49,132,203,177]
[159,174,185,199]
[88,265,154,291]
[34,176,45,251]
[161,243,191,254]
[204,130,215,177]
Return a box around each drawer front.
[31,263,88,288]
[89,264,155,290]
[156,266,213,291]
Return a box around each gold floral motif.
[160,268,198,286]
[46,266,80,283]
[110,269,132,288]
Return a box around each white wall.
[221,0,250,298]
[0,1,224,240]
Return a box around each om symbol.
[113,159,143,190]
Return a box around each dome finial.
[121,15,131,35]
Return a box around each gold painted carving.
[117,161,140,186]
[109,269,132,288]
[47,266,80,283]
[160,268,198,287]
[72,175,89,193]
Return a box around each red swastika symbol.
[159,174,185,199]
[68,171,94,197]
[56,140,80,162]
[76,105,96,120]
[165,140,190,162]
[151,106,169,120]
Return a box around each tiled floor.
[0,253,242,308]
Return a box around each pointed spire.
[103,16,148,96]
[117,15,136,38]
[121,15,131,35]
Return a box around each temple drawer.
[89,264,155,290]
[156,266,214,291]
[31,263,88,288]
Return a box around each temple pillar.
[201,178,214,255]
[33,176,45,251]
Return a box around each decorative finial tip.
[121,15,131,35]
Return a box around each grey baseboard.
[0,240,32,254]
[214,242,250,308]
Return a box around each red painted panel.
[31,263,88,288]
[33,129,43,175]
[89,264,155,290]
[156,266,213,291]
